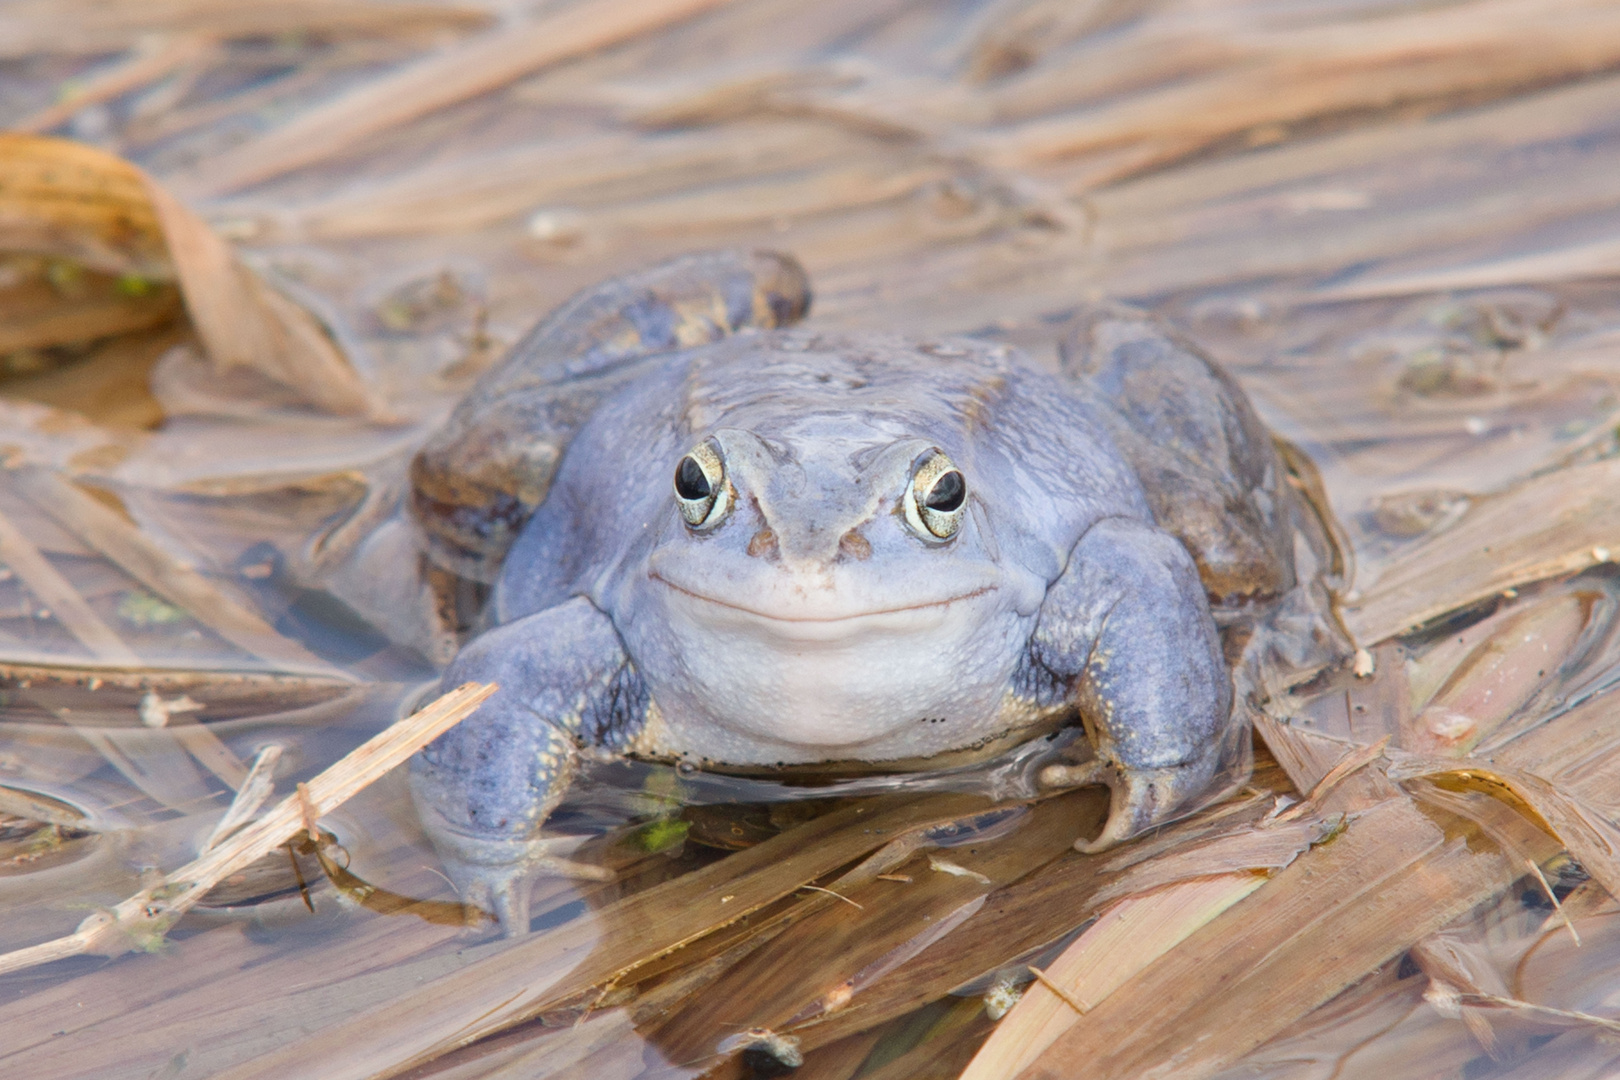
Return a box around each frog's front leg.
[1030,517,1234,852]
[410,597,640,933]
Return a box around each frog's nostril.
[839,529,872,561]
[746,527,778,558]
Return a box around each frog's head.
[636,416,1043,759]
[661,425,979,571]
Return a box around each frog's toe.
[436,835,614,937]
[434,851,528,936]
[451,865,515,934]
[1075,765,1184,854]
[1038,758,1109,791]
[1042,757,1218,854]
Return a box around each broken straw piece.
[140,691,203,727]
[928,855,992,885]
[200,744,283,853]
[0,681,494,978]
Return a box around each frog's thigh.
[1063,305,1296,603]
[1063,302,1272,479]
[1031,517,1233,851]
[410,597,636,932]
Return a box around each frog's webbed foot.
[438,836,531,935]
[436,832,615,936]
[1041,756,1218,854]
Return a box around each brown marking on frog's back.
[1062,302,1302,608]
[958,373,1008,434]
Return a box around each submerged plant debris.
[6,1,1620,1078]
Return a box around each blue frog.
[408,251,1297,932]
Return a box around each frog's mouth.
[650,572,996,627]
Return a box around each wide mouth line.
[650,572,995,623]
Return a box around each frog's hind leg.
[1060,303,1296,608]
[412,250,810,583]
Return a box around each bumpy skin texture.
[412,250,810,583]
[411,252,1282,933]
[1061,304,1295,608]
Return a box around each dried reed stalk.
[962,872,1266,1080]
[0,785,88,828]
[0,0,490,58]
[0,680,493,978]
[1014,795,1529,1080]
[0,134,379,415]
[211,795,1007,1080]
[0,281,182,357]
[0,134,170,276]
[1083,817,1322,907]
[1400,763,1620,903]
[143,182,380,417]
[0,659,353,697]
[12,33,217,134]
[0,503,140,666]
[643,795,1097,1067]
[1344,458,1620,644]
[289,124,865,239]
[190,0,748,195]
[984,0,1620,175]
[540,158,953,239]
[1319,231,1620,299]
[7,466,346,676]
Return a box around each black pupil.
[675,456,712,501]
[925,470,965,512]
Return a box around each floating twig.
[0,681,494,978]
[799,884,864,910]
[1028,965,1090,1016]
[1526,857,1581,947]
[200,744,282,853]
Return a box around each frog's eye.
[673,440,732,529]
[904,450,967,541]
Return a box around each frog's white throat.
[624,573,1031,763]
